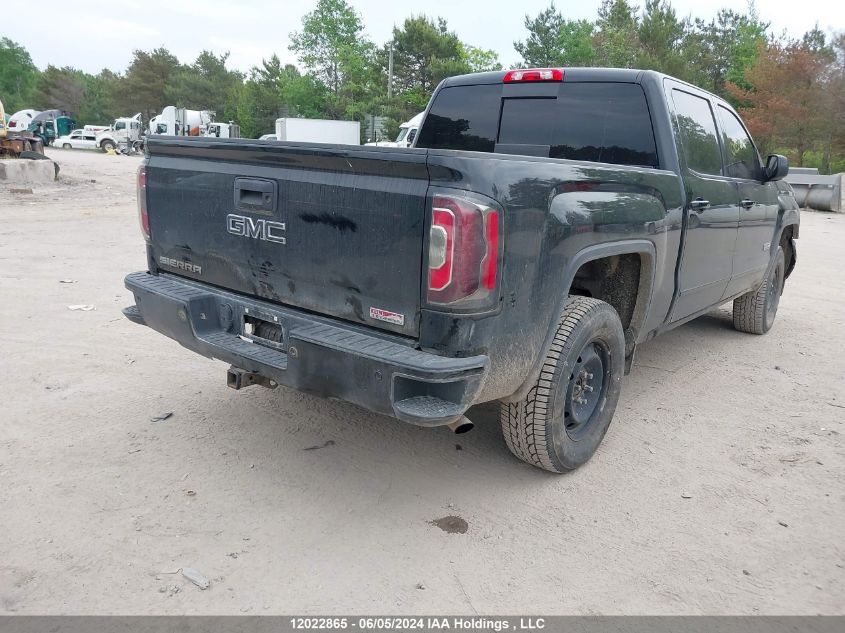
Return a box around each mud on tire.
[733,247,785,335]
[500,296,625,473]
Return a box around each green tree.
[595,0,640,68]
[32,65,118,124]
[279,63,329,119]
[167,51,243,120]
[514,3,595,67]
[822,33,845,172]
[289,0,370,95]
[0,38,39,113]
[289,0,378,120]
[688,6,768,97]
[235,56,328,138]
[117,48,182,122]
[33,66,86,114]
[636,0,687,77]
[461,45,502,72]
[236,55,286,138]
[78,70,120,125]
[388,16,469,96]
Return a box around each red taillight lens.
[428,195,500,306]
[137,164,150,240]
[482,210,499,291]
[503,68,564,83]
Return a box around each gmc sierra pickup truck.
[124,68,799,473]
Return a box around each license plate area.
[241,311,286,352]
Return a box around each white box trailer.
[274,118,360,145]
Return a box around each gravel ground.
[0,148,843,615]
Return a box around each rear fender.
[505,238,656,403]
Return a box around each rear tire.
[500,296,625,473]
[733,247,785,335]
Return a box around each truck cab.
[96,114,142,152]
[204,122,241,139]
[29,115,76,146]
[365,112,423,147]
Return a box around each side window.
[671,89,723,176]
[718,105,762,181]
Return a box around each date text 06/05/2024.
[289,617,546,631]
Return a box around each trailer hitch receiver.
[226,366,277,390]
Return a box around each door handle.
[689,198,710,212]
[740,199,755,209]
[233,177,277,214]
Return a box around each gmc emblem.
[226,214,286,244]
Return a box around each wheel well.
[780,225,796,279]
[569,253,649,355]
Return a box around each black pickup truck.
[124,68,799,473]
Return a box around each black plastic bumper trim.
[124,272,488,426]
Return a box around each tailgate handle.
[234,178,276,215]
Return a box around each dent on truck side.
[421,152,686,403]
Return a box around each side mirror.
[765,154,789,182]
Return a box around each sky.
[4,0,844,75]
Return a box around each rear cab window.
[416,81,659,168]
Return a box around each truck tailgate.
[144,138,429,337]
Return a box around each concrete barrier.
[0,159,58,184]
[784,167,843,212]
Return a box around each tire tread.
[500,296,606,473]
[732,248,784,335]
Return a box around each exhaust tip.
[446,416,474,434]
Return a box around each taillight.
[427,194,500,306]
[503,68,564,83]
[137,164,150,240]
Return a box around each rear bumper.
[124,272,488,426]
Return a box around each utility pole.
[387,38,394,101]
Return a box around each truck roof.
[441,67,647,87]
[439,68,726,104]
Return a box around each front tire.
[500,296,625,473]
[100,140,116,152]
[62,143,71,149]
[733,247,785,335]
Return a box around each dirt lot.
[0,148,843,615]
